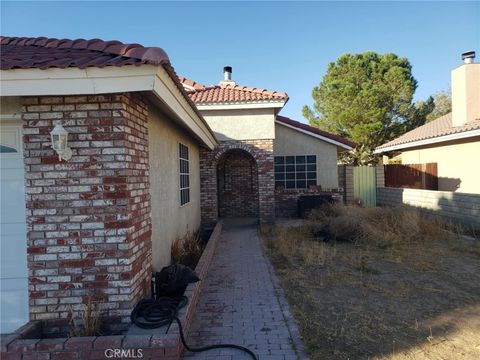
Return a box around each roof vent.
[223,66,232,81]
[462,51,475,64]
[220,66,235,86]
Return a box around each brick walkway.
[183,219,306,360]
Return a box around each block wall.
[377,187,480,229]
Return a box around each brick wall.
[200,139,274,226]
[217,150,259,218]
[22,93,152,328]
[1,223,224,360]
[377,187,480,229]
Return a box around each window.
[0,145,17,153]
[179,143,190,205]
[274,155,317,189]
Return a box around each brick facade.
[217,150,259,218]
[1,223,223,360]
[200,140,274,226]
[22,93,152,328]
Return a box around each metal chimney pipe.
[462,51,475,64]
[223,66,232,81]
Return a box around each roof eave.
[374,129,480,153]
[196,100,287,111]
[0,64,218,149]
[275,119,354,150]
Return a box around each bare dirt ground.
[261,206,480,360]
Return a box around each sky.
[1,1,479,122]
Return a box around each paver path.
[183,219,306,360]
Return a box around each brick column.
[22,93,152,328]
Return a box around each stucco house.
[375,52,480,194]
[0,36,352,334]
[179,71,354,223]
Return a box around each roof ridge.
[0,35,169,65]
[178,76,288,99]
[220,82,287,97]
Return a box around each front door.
[0,120,29,333]
[217,149,259,218]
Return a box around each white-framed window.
[274,155,317,189]
[179,143,190,206]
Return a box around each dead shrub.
[171,231,203,269]
[315,204,456,249]
[69,297,102,337]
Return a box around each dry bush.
[69,297,102,337]
[309,204,456,249]
[171,231,203,269]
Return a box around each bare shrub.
[317,204,456,248]
[69,297,102,337]
[171,231,203,269]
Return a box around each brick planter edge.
[1,221,223,360]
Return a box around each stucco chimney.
[219,66,235,86]
[451,51,480,127]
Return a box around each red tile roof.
[0,36,217,146]
[179,77,288,104]
[0,36,169,70]
[376,113,480,151]
[276,116,355,149]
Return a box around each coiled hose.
[131,296,257,359]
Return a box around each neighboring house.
[0,36,217,334]
[0,36,352,334]
[375,52,480,194]
[180,70,354,222]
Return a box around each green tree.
[426,90,451,122]
[303,52,434,164]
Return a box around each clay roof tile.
[0,35,170,70]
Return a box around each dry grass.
[171,231,203,269]
[308,204,457,248]
[69,297,102,337]
[261,204,480,360]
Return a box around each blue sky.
[1,1,479,122]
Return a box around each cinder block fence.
[377,187,480,229]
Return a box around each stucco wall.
[201,108,276,141]
[0,97,21,117]
[274,123,339,189]
[401,138,480,194]
[148,105,201,271]
[377,187,480,229]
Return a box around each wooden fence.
[384,163,438,190]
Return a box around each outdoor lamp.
[50,124,72,161]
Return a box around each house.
[0,36,352,334]
[179,70,354,223]
[0,36,217,334]
[375,52,480,194]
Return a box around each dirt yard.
[261,205,480,360]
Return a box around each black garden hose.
[131,297,257,359]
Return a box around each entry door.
[0,120,29,333]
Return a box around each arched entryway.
[217,149,259,218]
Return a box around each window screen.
[274,155,317,189]
[179,143,190,205]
